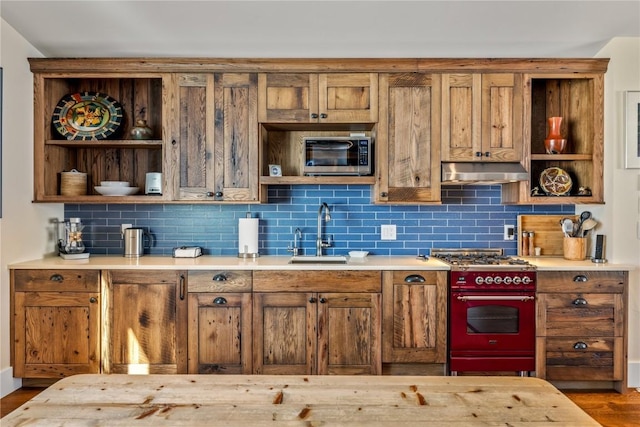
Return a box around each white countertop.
[8,255,636,271]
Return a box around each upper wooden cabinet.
[441,73,523,162]
[258,73,378,124]
[31,71,169,203]
[375,73,441,204]
[502,73,605,204]
[169,73,259,202]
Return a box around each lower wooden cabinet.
[187,270,253,374]
[536,270,628,392]
[253,292,381,375]
[382,271,447,366]
[11,269,101,378]
[105,270,188,374]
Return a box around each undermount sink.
[289,256,348,264]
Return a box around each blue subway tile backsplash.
[64,185,573,257]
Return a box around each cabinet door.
[258,73,377,123]
[382,271,447,364]
[442,73,522,162]
[173,73,258,202]
[188,293,252,374]
[106,270,187,374]
[253,292,316,375]
[13,291,100,378]
[318,292,381,375]
[376,73,441,203]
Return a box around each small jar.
[130,119,153,140]
[521,231,530,256]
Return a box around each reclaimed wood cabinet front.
[536,270,628,392]
[375,73,441,204]
[441,73,523,162]
[187,270,253,374]
[105,270,187,374]
[252,270,382,375]
[258,73,378,124]
[382,271,447,365]
[11,269,101,378]
[171,73,259,202]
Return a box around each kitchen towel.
[238,217,259,256]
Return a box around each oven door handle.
[456,295,535,302]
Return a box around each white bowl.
[100,181,129,187]
[348,251,369,258]
[94,186,139,196]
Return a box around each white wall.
[0,19,63,397]
[0,19,638,396]
[591,37,640,388]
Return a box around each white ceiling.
[1,0,639,58]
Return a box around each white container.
[145,173,162,195]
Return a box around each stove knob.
[513,276,522,285]
[475,276,484,285]
[503,276,512,284]
[522,276,532,285]
[493,276,503,284]
[484,276,494,284]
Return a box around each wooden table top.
[2,374,600,426]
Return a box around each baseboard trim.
[628,361,640,388]
[0,367,22,398]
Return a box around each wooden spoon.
[580,218,598,236]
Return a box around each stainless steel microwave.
[303,137,373,176]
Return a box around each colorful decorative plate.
[52,92,123,140]
[539,167,572,196]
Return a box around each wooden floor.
[2,385,639,426]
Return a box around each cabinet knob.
[380,192,388,198]
[171,139,177,145]
[89,297,97,304]
[215,191,223,198]
[475,152,483,157]
[49,274,64,282]
[404,274,425,283]
[572,297,588,306]
[320,113,328,119]
[213,273,228,281]
[213,297,227,305]
[573,341,588,350]
[206,191,214,197]
[310,113,319,119]
[484,152,491,157]
[573,275,588,282]
[319,297,327,304]
[309,297,317,303]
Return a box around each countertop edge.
[7,255,637,271]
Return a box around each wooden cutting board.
[517,214,578,256]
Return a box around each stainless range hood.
[441,162,529,185]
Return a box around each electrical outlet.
[381,224,396,240]
[504,224,515,240]
[121,223,133,234]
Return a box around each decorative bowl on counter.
[348,251,369,258]
[94,186,139,196]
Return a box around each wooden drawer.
[109,270,180,284]
[188,270,252,292]
[538,337,623,381]
[253,270,381,292]
[537,271,626,293]
[391,271,439,284]
[537,292,623,337]
[13,269,100,292]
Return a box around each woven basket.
[60,169,87,196]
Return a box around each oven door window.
[467,305,518,334]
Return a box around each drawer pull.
[89,297,97,304]
[573,275,588,282]
[213,274,228,281]
[573,342,588,350]
[404,274,425,283]
[572,297,588,306]
[180,274,185,301]
[213,297,227,305]
[49,274,64,282]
